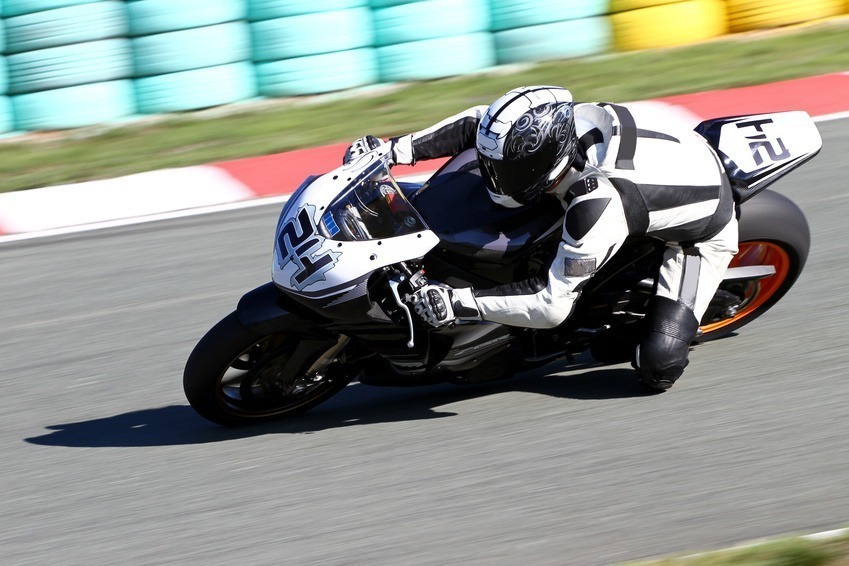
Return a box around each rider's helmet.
[476,86,578,208]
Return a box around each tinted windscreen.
[321,176,428,241]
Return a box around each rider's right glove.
[343,135,386,164]
[407,284,481,328]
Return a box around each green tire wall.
[127,0,247,35]
[489,0,608,31]
[7,39,133,94]
[4,1,128,53]
[371,0,490,46]
[256,48,378,96]
[367,0,422,8]
[247,0,368,20]
[0,0,845,133]
[12,80,135,130]
[0,57,9,95]
[0,96,14,133]
[494,17,612,64]
[377,32,495,82]
[1,0,94,17]
[132,22,251,76]
[134,62,257,114]
[250,8,374,61]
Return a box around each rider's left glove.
[407,284,481,328]
[343,135,387,164]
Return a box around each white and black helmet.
[476,86,578,208]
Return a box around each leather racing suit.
[391,101,739,386]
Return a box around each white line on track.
[0,173,435,245]
[0,111,845,246]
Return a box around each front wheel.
[698,189,810,341]
[183,312,355,426]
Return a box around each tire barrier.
[0,96,14,133]
[611,0,727,52]
[7,38,132,95]
[3,1,128,54]
[0,0,845,132]
[489,0,607,31]
[134,62,257,114]
[495,17,611,64]
[127,0,246,36]
[608,0,682,11]
[1,0,94,17]
[12,80,135,130]
[377,32,495,82]
[250,8,374,61]
[3,1,134,130]
[0,57,8,95]
[372,0,493,82]
[725,0,845,32]
[132,22,251,77]
[256,48,378,96]
[371,0,489,46]
[367,0,424,8]
[247,0,368,20]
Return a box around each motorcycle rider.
[345,86,738,391]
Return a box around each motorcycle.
[184,110,821,426]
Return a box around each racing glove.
[343,135,386,164]
[407,284,481,327]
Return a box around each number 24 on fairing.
[275,204,340,291]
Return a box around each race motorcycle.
[184,110,821,426]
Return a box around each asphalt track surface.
[2,119,848,565]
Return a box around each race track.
[2,118,848,565]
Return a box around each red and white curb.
[2,72,849,243]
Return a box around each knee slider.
[636,297,700,385]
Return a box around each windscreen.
[320,174,428,241]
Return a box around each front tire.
[698,189,810,341]
[183,312,354,426]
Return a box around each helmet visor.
[478,140,562,205]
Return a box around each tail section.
[695,111,822,203]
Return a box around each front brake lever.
[388,277,415,349]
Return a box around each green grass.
[630,530,849,566]
[2,20,849,193]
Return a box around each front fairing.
[272,148,439,300]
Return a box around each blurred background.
[0,0,847,134]
[3,3,849,565]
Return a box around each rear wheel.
[183,312,355,426]
[698,189,810,341]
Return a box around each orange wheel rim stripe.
[700,241,791,333]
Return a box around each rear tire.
[698,189,810,341]
[183,312,354,426]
